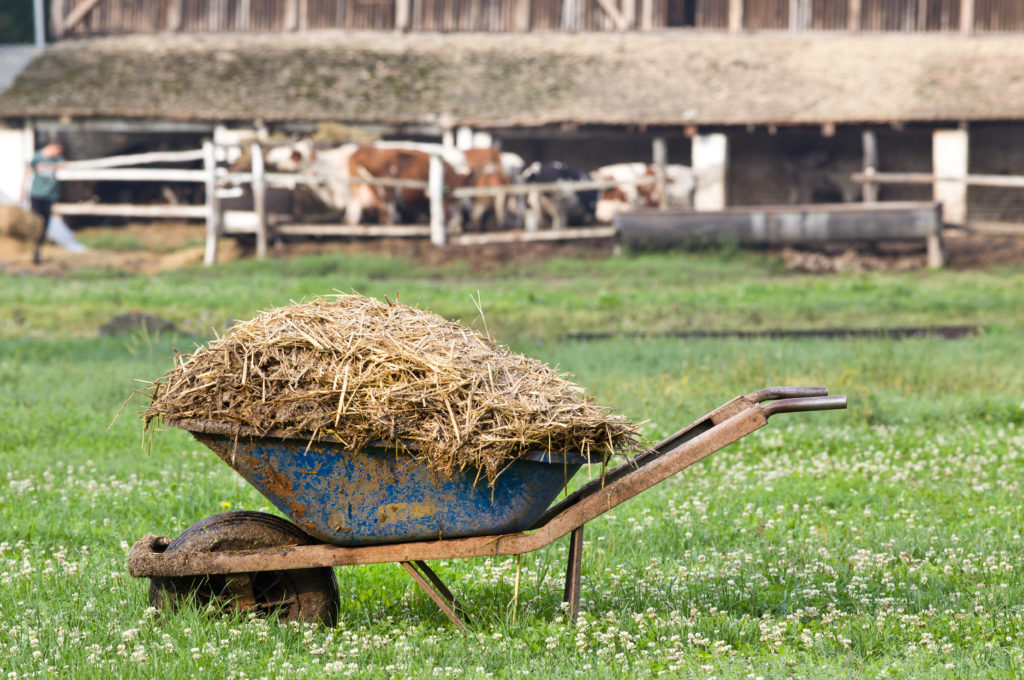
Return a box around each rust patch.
[376,502,437,525]
[329,504,353,534]
[194,433,305,520]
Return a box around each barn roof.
[2,31,1024,128]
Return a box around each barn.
[3,0,1024,245]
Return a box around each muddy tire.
[148,511,339,626]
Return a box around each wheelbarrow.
[128,386,846,628]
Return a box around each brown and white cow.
[345,145,465,228]
[591,163,695,223]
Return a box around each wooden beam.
[167,0,183,31]
[238,0,251,30]
[203,140,221,266]
[561,0,583,31]
[274,224,431,237]
[251,142,268,260]
[594,0,629,30]
[652,136,667,210]
[284,0,298,31]
[451,227,616,246]
[850,171,1024,189]
[640,0,653,30]
[847,0,860,31]
[728,0,743,32]
[428,153,446,247]
[861,129,878,203]
[395,0,411,30]
[61,148,204,169]
[515,0,531,31]
[50,0,66,39]
[56,168,206,182]
[622,0,636,29]
[960,0,974,35]
[62,0,104,34]
[52,203,206,219]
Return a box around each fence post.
[525,189,541,231]
[429,153,447,247]
[652,136,668,210]
[862,129,878,202]
[203,140,221,266]
[252,141,268,260]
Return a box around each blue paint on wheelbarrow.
[190,430,588,546]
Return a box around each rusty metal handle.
[761,395,847,418]
[746,386,828,403]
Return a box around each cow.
[264,139,317,173]
[461,147,511,230]
[520,162,598,228]
[591,163,695,223]
[345,145,465,228]
[261,139,520,229]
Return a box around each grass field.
[1,248,1023,679]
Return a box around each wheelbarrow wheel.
[148,511,339,626]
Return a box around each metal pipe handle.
[761,395,847,418]
[746,386,829,403]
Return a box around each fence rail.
[50,0,1021,36]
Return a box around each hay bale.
[143,294,637,484]
[0,204,44,242]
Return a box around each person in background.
[20,139,66,265]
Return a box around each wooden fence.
[52,141,646,265]
[49,0,1023,36]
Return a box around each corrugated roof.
[2,31,1024,127]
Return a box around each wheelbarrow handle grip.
[761,395,847,418]
[746,386,829,403]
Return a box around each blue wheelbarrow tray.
[174,419,592,545]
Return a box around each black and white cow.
[520,161,598,228]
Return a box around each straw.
[142,294,637,485]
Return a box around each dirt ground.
[1,222,1022,275]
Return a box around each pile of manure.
[142,294,637,484]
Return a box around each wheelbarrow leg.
[563,526,584,623]
[401,560,469,630]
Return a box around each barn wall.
[728,128,865,206]
[873,127,932,202]
[54,0,1021,35]
[967,123,1024,223]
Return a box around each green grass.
[1,249,1023,679]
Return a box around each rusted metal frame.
[129,404,770,579]
[400,561,468,630]
[562,526,584,622]
[532,386,828,528]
